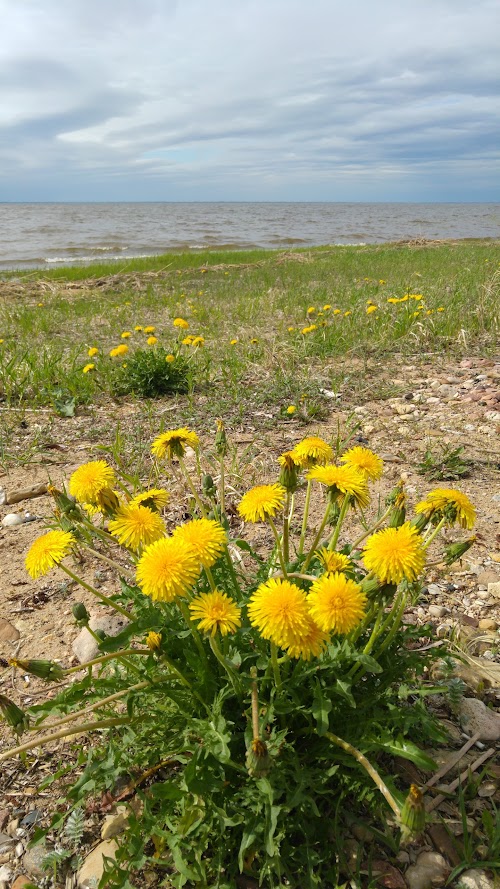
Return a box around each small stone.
[487,581,500,599]
[12,877,34,889]
[1,513,25,528]
[0,618,20,643]
[426,583,442,596]
[426,396,440,404]
[0,835,14,854]
[6,819,19,837]
[477,425,495,434]
[478,618,498,631]
[0,865,13,885]
[459,698,500,742]
[22,842,46,878]
[72,614,129,664]
[405,851,449,889]
[456,869,496,889]
[429,605,449,619]
[77,839,118,888]
[21,810,42,828]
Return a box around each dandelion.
[108,503,165,552]
[174,318,189,329]
[363,522,426,584]
[340,446,383,481]
[287,326,295,332]
[147,336,158,345]
[437,307,445,312]
[278,451,300,492]
[134,325,143,332]
[146,631,162,651]
[25,530,75,579]
[307,306,316,314]
[307,464,370,509]
[238,484,286,523]
[286,405,296,415]
[109,344,128,357]
[315,548,352,574]
[366,305,378,314]
[69,460,115,505]
[333,308,341,315]
[284,617,328,660]
[136,536,200,602]
[130,488,170,511]
[387,297,399,304]
[323,304,332,311]
[165,354,175,363]
[121,331,131,338]
[379,279,386,285]
[151,428,200,461]
[250,338,258,344]
[307,572,367,634]
[87,347,99,357]
[344,311,351,317]
[189,590,241,636]
[415,488,475,530]
[191,336,205,347]
[144,326,156,334]
[82,363,95,374]
[230,338,238,345]
[182,335,194,345]
[173,518,227,567]
[291,436,333,468]
[248,578,311,648]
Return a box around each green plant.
[112,347,191,398]
[418,445,472,481]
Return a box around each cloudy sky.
[1,0,499,202]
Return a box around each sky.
[1,0,499,202]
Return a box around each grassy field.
[0,241,498,434]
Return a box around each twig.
[425,747,496,813]
[422,732,480,791]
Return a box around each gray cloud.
[0,0,498,200]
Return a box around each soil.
[0,351,499,888]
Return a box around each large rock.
[405,851,449,889]
[72,614,129,664]
[77,839,118,888]
[459,697,500,742]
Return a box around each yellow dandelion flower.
[151,427,200,461]
[82,363,95,374]
[287,326,296,332]
[323,304,332,311]
[165,354,175,363]
[136,536,200,602]
[307,464,370,509]
[173,317,189,329]
[387,297,399,304]
[121,331,131,338]
[366,305,378,314]
[230,338,238,345]
[69,460,115,504]
[409,294,423,301]
[248,578,311,648]
[238,484,286,523]
[25,530,75,579]
[307,572,367,634]
[363,522,426,584]
[291,436,333,468]
[414,488,476,530]
[333,308,341,315]
[108,503,165,552]
[315,548,352,574]
[250,337,258,344]
[182,335,194,345]
[379,279,386,285]
[189,590,241,636]
[344,310,351,317]
[286,405,296,415]
[146,631,162,651]
[87,347,99,357]
[147,336,158,345]
[134,325,143,332]
[191,336,205,347]
[340,446,383,481]
[284,616,329,660]
[173,518,227,567]
[307,306,316,314]
[109,344,129,357]
[129,488,170,512]
[437,307,445,312]
[144,325,156,334]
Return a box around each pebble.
[487,581,500,599]
[100,807,128,840]
[459,698,500,742]
[456,870,497,889]
[428,605,449,619]
[1,513,25,528]
[405,851,449,889]
[0,618,20,643]
[11,877,35,889]
[22,842,47,878]
[0,835,14,854]
[478,618,498,631]
[77,839,118,888]
[72,613,130,664]
[0,865,13,885]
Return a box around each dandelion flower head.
[248,578,311,648]
[144,326,156,334]
[146,631,162,651]
[129,488,170,512]
[165,354,175,363]
[151,427,200,461]
[189,590,241,636]
[363,522,426,584]
[340,446,383,481]
[108,503,165,552]
[82,363,95,374]
[25,530,75,579]
[147,336,158,345]
[290,436,333,468]
[136,536,200,602]
[69,460,115,505]
[307,572,367,635]
[173,317,189,329]
[285,616,328,660]
[315,548,352,574]
[307,464,370,509]
[109,344,128,358]
[238,484,286,523]
[414,488,475,530]
[173,518,227,567]
[87,347,99,357]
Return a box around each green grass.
[0,242,498,432]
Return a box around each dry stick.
[325,730,401,818]
[425,747,496,813]
[0,717,132,763]
[422,732,481,791]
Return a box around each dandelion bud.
[9,658,64,682]
[443,536,476,566]
[278,451,299,493]
[96,487,121,516]
[72,602,90,626]
[360,577,397,604]
[399,784,426,840]
[0,693,28,734]
[411,512,430,533]
[215,419,228,457]
[47,485,82,519]
[202,474,217,498]
[246,738,272,778]
[146,631,162,651]
[386,483,407,528]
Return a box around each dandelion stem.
[283,492,290,564]
[178,601,209,665]
[85,546,136,580]
[324,731,401,818]
[59,565,132,620]
[204,565,218,592]
[423,516,447,549]
[0,717,133,763]
[209,636,241,695]
[270,642,282,689]
[328,495,351,551]
[219,454,225,516]
[298,480,313,555]
[351,505,392,550]
[267,516,287,578]
[178,456,207,517]
[63,649,151,675]
[302,501,332,571]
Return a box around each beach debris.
[0,483,48,506]
[1,512,38,529]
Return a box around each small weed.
[418,444,472,481]
[111,347,191,398]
